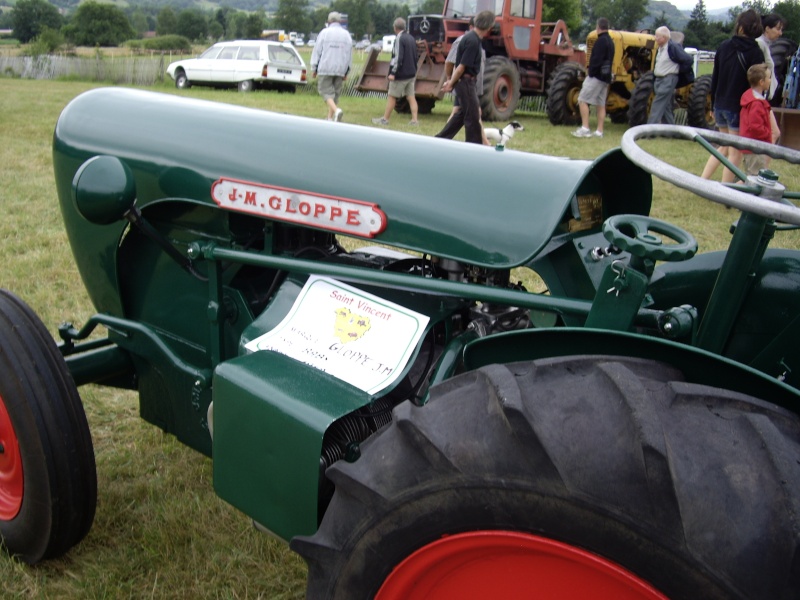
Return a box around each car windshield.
[444,0,504,17]
[268,46,302,65]
[199,46,223,59]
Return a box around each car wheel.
[238,80,255,93]
[293,356,800,599]
[175,71,191,89]
[0,290,97,564]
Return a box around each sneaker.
[334,108,344,122]
[408,120,419,126]
[593,130,604,138]
[372,117,390,125]
[571,127,591,138]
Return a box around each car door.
[235,45,263,82]
[210,45,239,82]
[186,44,222,83]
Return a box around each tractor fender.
[462,327,800,413]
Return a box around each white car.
[166,40,308,93]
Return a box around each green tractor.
[2,87,800,598]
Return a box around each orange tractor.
[356,0,584,121]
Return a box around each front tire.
[480,56,520,122]
[687,74,714,129]
[628,70,655,126]
[545,62,584,125]
[293,356,800,599]
[0,290,97,564]
[174,70,191,89]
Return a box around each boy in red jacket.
[740,63,773,176]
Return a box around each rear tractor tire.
[293,356,800,599]
[545,62,584,126]
[770,37,799,107]
[0,290,97,564]
[480,56,521,122]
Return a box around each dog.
[484,121,524,147]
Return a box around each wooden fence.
[0,51,549,113]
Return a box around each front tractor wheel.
[687,74,714,129]
[545,62,585,125]
[628,70,655,126]
[480,56,521,122]
[293,356,800,599]
[0,290,97,564]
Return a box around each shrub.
[126,35,192,53]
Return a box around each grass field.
[1,77,799,599]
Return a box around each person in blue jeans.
[701,9,764,183]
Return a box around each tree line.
[3,0,799,52]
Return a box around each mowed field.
[1,76,799,599]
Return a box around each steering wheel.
[621,125,800,226]
[603,214,697,262]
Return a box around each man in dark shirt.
[434,10,495,144]
[572,17,614,138]
[372,18,420,126]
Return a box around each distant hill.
[640,1,733,32]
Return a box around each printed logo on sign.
[333,307,371,344]
[210,177,387,238]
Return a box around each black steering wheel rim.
[621,125,800,226]
[603,214,698,262]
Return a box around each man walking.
[434,10,495,144]
[373,18,419,126]
[647,26,694,124]
[310,12,353,122]
[572,17,614,138]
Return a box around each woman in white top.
[757,13,787,143]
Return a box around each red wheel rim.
[376,531,668,600]
[0,393,23,520]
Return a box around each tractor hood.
[54,88,651,311]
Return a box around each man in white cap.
[310,11,353,122]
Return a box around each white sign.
[211,177,387,238]
[245,276,430,395]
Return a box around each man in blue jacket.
[372,18,419,126]
[647,26,695,124]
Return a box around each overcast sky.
[669,0,734,10]
[670,0,734,11]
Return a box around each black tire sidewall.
[628,71,654,126]
[545,62,584,125]
[480,56,521,122]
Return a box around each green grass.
[0,77,799,599]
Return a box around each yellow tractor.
[546,29,714,129]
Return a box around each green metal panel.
[52,89,652,302]
[213,350,372,540]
